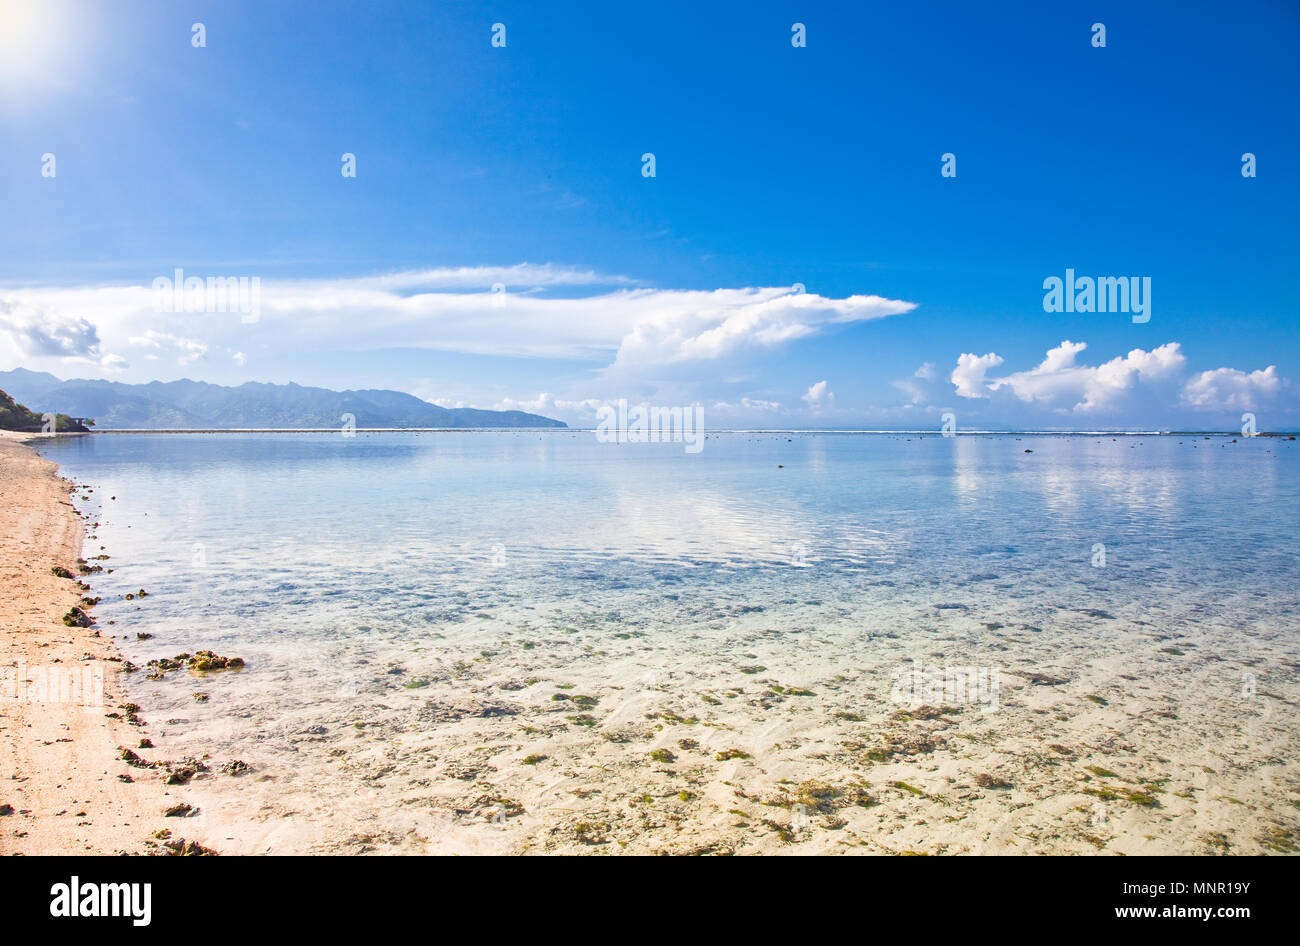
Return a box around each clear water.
[33,431,1300,852]
[41,431,1299,636]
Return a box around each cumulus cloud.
[951,352,1004,398]
[1182,365,1284,410]
[984,341,1185,412]
[915,362,937,381]
[948,340,1288,419]
[492,392,607,418]
[802,380,833,407]
[0,298,120,368]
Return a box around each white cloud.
[949,341,1286,417]
[951,352,1004,398]
[0,298,122,369]
[1182,365,1284,410]
[891,362,940,405]
[983,341,1184,412]
[892,379,926,405]
[232,351,246,366]
[492,392,607,418]
[605,288,915,374]
[802,380,833,407]
[709,398,784,416]
[0,267,916,377]
[127,330,209,365]
[319,263,635,293]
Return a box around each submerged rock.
[190,651,244,672]
[61,607,94,628]
[145,650,246,678]
[1072,608,1116,620]
[418,699,521,723]
[1012,670,1070,686]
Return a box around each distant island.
[0,388,92,432]
[0,369,566,430]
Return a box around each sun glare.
[0,0,73,91]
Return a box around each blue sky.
[1,0,1297,429]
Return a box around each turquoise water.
[40,431,1299,644]
[38,427,1300,715]
[32,431,1300,853]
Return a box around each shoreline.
[0,431,177,855]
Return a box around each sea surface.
[33,431,1300,853]
[41,430,1299,633]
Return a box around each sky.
[0,0,1297,430]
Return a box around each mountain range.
[0,369,566,430]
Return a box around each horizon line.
[28,428,1297,437]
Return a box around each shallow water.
[36,431,1300,853]
[42,431,1299,643]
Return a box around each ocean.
[34,431,1300,854]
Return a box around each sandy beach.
[0,431,183,855]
